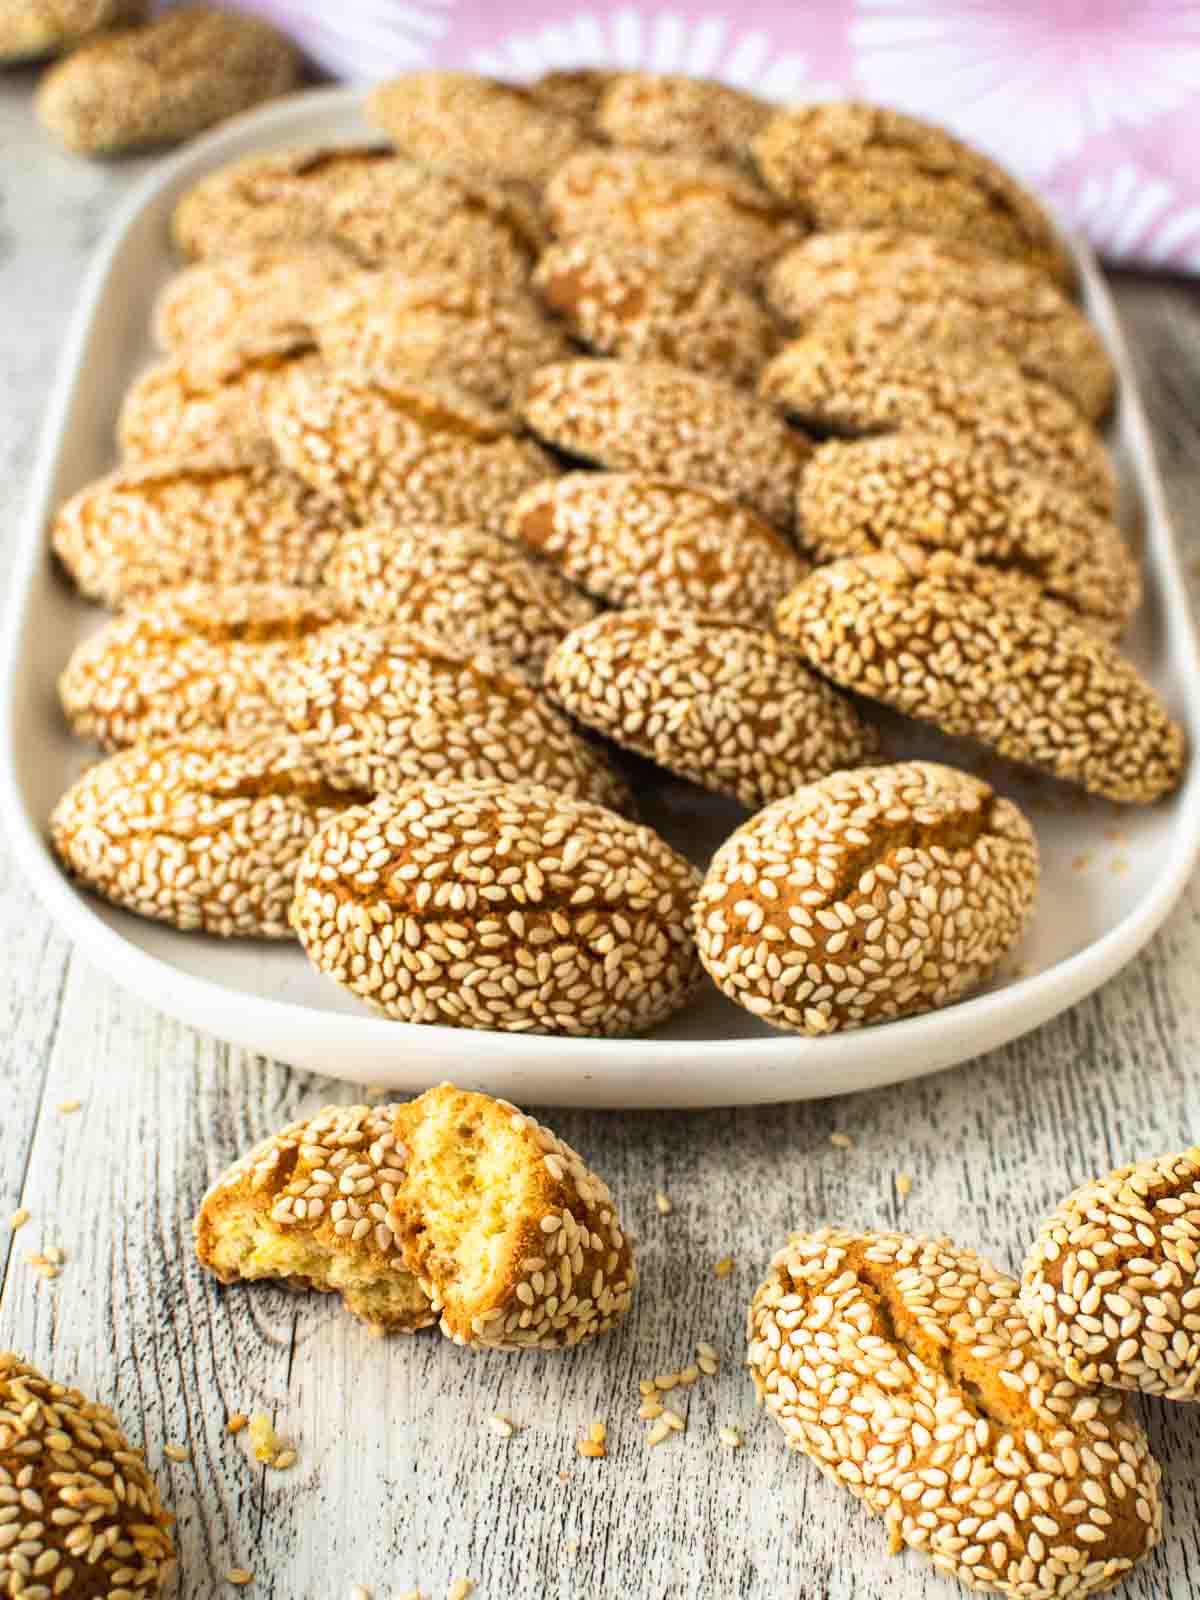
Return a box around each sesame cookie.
[767,230,1113,420]
[275,622,632,814]
[365,71,588,189]
[1021,1148,1200,1401]
[327,525,596,677]
[1,0,145,62]
[761,335,1116,514]
[508,472,806,627]
[152,242,356,353]
[35,5,299,156]
[291,780,702,1034]
[0,1352,175,1598]
[749,1229,1162,1597]
[797,435,1140,636]
[596,72,772,166]
[519,359,810,531]
[529,67,617,126]
[311,270,573,410]
[117,330,318,460]
[59,582,351,749]
[752,102,1073,288]
[266,367,557,532]
[533,239,778,386]
[696,761,1037,1032]
[544,148,804,285]
[194,1102,435,1333]
[50,732,368,937]
[389,1083,635,1348]
[51,446,354,607]
[544,611,879,810]
[776,547,1185,803]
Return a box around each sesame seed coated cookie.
[544,611,879,809]
[696,761,1037,1032]
[50,732,369,938]
[389,1083,635,1348]
[0,1352,176,1598]
[519,359,811,531]
[326,524,597,676]
[50,446,355,608]
[508,472,806,627]
[1,0,145,62]
[151,242,356,353]
[776,547,1185,803]
[275,622,633,814]
[528,67,618,126]
[194,1102,435,1333]
[365,72,589,190]
[545,148,804,285]
[59,582,352,750]
[797,435,1140,636]
[752,102,1074,288]
[1021,1148,1200,1401]
[534,239,778,387]
[749,1229,1162,1596]
[266,367,557,533]
[290,780,702,1035]
[767,230,1113,420]
[761,335,1116,514]
[596,72,772,167]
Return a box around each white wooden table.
[4,75,1200,1600]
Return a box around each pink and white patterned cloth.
[233,1,1200,272]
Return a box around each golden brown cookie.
[528,67,617,126]
[1021,1148,1200,1401]
[1,0,145,61]
[534,239,778,386]
[388,1083,635,1347]
[596,72,771,166]
[696,761,1037,1033]
[777,547,1185,803]
[291,781,701,1034]
[544,610,879,809]
[519,359,810,531]
[749,1230,1162,1595]
[753,102,1073,288]
[151,242,356,353]
[508,472,806,627]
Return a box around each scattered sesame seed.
[696,1341,719,1362]
[272,1448,298,1470]
[350,1587,372,1600]
[42,1244,65,1265]
[56,1098,82,1114]
[638,1399,664,1420]
[564,1539,579,1556]
[488,1414,516,1439]
[713,1257,734,1277]
[829,1132,855,1150]
[637,1379,656,1396]
[7,1207,29,1231]
[1073,853,1092,871]
[895,1173,914,1200]
[718,1426,743,1450]
[588,1421,607,1444]
[697,1354,719,1377]
[661,1407,685,1432]
[653,1373,679,1391]
[227,1412,248,1433]
[654,1190,673,1215]
[1111,857,1130,875]
[227,1569,254,1587]
[577,1439,606,1459]
[447,1579,473,1600]
[646,1420,672,1447]
[164,1442,189,1462]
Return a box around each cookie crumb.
[713,1256,734,1277]
[654,1190,673,1215]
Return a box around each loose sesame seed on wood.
[1021,1147,1200,1400]
[749,1229,1162,1598]
[151,241,357,353]
[290,780,702,1036]
[596,72,772,168]
[776,546,1185,803]
[544,610,879,810]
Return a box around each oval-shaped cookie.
[311,270,572,410]
[152,242,356,353]
[544,611,879,810]
[749,1230,1162,1594]
[1,0,145,62]
[59,582,351,749]
[752,101,1073,288]
[266,368,557,532]
[797,435,1140,636]
[388,1082,635,1348]
[276,622,632,814]
[117,331,318,461]
[51,446,354,608]
[695,761,1037,1032]
[519,359,810,531]
[35,5,298,155]
[761,335,1116,515]
[365,71,588,189]
[596,72,771,166]
[544,148,803,284]
[326,524,596,676]
[1021,1148,1200,1401]
[767,230,1113,420]
[777,547,1185,803]
[533,239,778,387]
[50,732,370,937]
[507,472,806,627]
[291,780,702,1035]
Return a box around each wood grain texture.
[3,86,1200,1600]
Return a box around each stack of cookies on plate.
[47,70,1186,1040]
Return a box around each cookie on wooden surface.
[291,781,701,1034]
[749,1229,1162,1596]
[151,242,356,353]
[596,72,771,166]
[1,0,145,61]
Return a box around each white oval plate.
[3,86,1199,1108]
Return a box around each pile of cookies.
[47,69,1187,1040]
